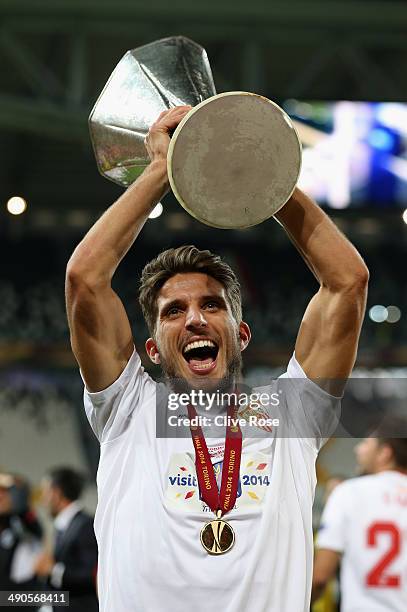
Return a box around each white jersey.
[83,348,339,612]
[317,471,407,612]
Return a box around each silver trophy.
[90,37,301,229]
[89,36,216,187]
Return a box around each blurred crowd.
[0,467,98,612]
[0,245,406,352]
[2,431,406,612]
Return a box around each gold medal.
[187,401,241,556]
[200,510,235,555]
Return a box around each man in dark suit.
[34,467,98,612]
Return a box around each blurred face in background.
[354,438,391,475]
[41,478,63,518]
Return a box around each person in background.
[34,467,98,612]
[0,472,42,611]
[312,426,407,611]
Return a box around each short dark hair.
[139,245,242,336]
[375,416,407,469]
[48,467,85,502]
[377,439,407,470]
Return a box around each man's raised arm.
[275,188,369,393]
[65,106,191,392]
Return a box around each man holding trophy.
[66,38,368,612]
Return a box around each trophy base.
[168,91,302,229]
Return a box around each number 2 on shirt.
[365,521,401,588]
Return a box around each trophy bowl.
[89,36,216,187]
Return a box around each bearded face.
[354,438,380,475]
[145,272,250,394]
[158,325,243,395]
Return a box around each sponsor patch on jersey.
[164,450,272,512]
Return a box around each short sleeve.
[82,347,155,444]
[316,482,350,553]
[278,352,341,451]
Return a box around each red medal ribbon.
[187,400,242,517]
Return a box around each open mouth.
[182,339,219,373]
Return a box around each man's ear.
[239,321,251,352]
[145,338,161,364]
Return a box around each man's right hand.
[144,105,192,166]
